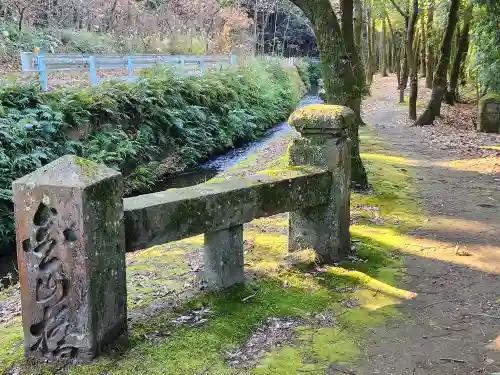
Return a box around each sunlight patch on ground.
[480,145,500,151]
[327,267,416,303]
[424,215,500,236]
[360,153,423,167]
[433,156,500,175]
[353,225,500,274]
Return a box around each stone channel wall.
[12,104,353,363]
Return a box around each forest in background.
[0,0,318,71]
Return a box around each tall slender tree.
[407,0,419,120]
[419,5,427,77]
[416,0,460,125]
[388,0,410,103]
[290,0,368,187]
[381,18,388,76]
[445,4,472,105]
[425,0,435,88]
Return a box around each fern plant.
[0,60,303,255]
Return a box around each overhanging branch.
[388,0,408,18]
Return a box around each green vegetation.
[400,95,426,109]
[480,92,500,104]
[472,2,500,95]
[295,58,321,92]
[0,61,303,253]
[0,25,171,67]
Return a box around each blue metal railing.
[20,51,238,91]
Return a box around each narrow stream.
[153,95,322,190]
[0,95,321,287]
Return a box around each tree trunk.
[400,15,409,103]
[291,0,368,188]
[381,20,388,76]
[106,0,119,32]
[386,13,400,81]
[420,11,427,77]
[253,2,258,54]
[425,0,435,88]
[416,0,460,125]
[354,0,363,49]
[388,34,393,73]
[281,14,291,56]
[341,0,368,184]
[408,0,419,120]
[272,3,279,55]
[445,5,472,105]
[341,0,367,100]
[371,11,376,77]
[18,9,25,31]
[366,4,374,85]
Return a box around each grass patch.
[0,125,423,374]
[480,145,500,151]
[399,95,426,108]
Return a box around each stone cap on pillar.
[13,155,121,188]
[288,104,355,137]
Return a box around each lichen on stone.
[288,104,355,132]
[73,156,100,177]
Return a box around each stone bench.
[12,104,354,362]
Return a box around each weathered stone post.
[204,225,245,288]
[478,94,500,133]
[12,155,127,362]
[288,104,352,262]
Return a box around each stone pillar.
[203,225,244,288]
[12,155,127,362]
[478,94,500,133]
[288,104,352,263]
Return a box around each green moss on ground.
[480,145,500,151]
[1,125,423,375]
[0,319,23,373]
[399,95,426,109]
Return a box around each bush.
[306,58,321,87]
[0,22,211,68]
[295,60,312,92]
[0,61,303,254]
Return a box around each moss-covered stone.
[123,167,331,252]
[480,92,500,104]
[288,104,355,133]
[288,108,351,263]
[478,92,500,133]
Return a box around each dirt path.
[357,76,500,374]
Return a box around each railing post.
[127,56,134,80]
[20,52,35,72]
[203,225,245,288]
[199,59,205,74]
[180,57,185,73]
[287,104,352,263]
[12,155,127,362]
[37,56,48,92]
[230,55,237,66]
[88,56,98,86]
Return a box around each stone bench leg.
[203,225,244,288]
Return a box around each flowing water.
[153,95,322,190]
